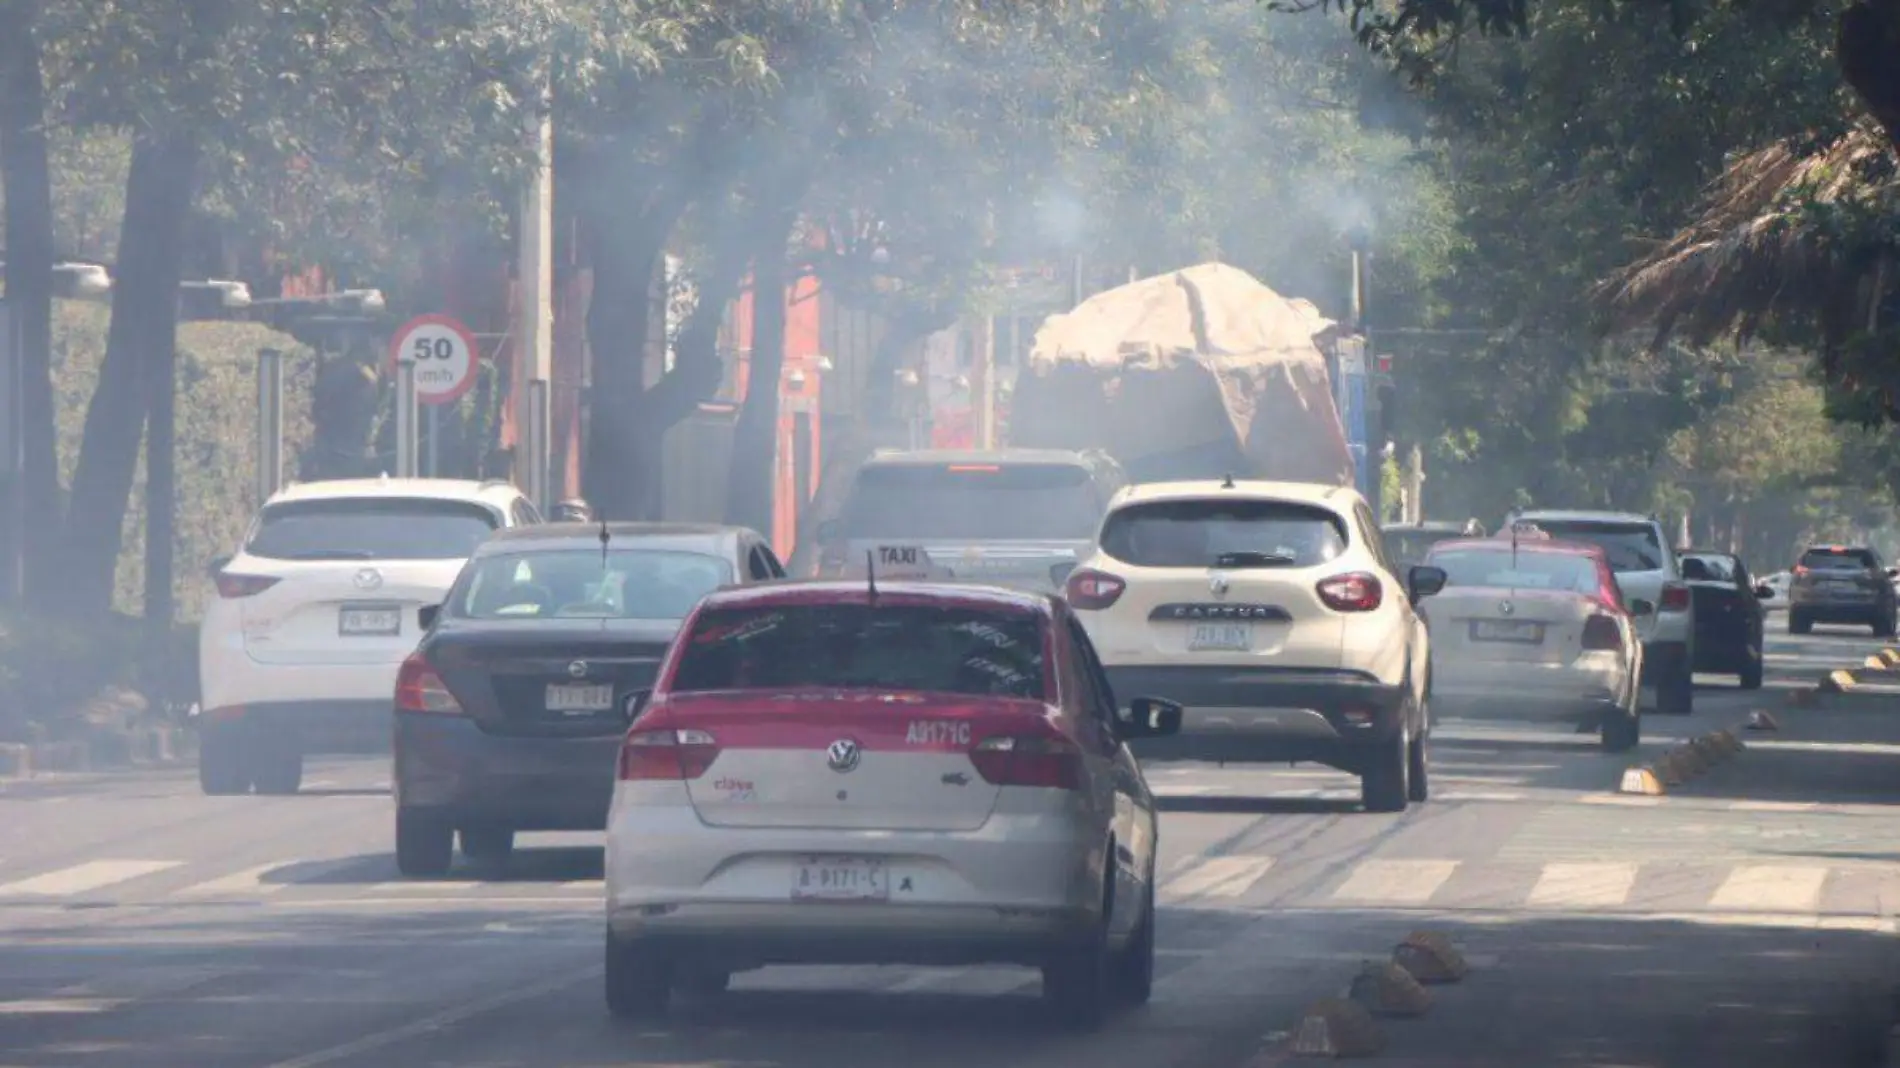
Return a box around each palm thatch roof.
[1595,120,1900,352]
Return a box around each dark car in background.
[391,522,785,877]
[1679,549,1766,689]
[1381,519,1488,570]
[1788,544,1899,636]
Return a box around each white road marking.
[1437,790,1526,802]
[1726,800,1820,813]
[1579,793,1666,807]
[1166,856,1275,899]
[1330,859,1459,905]
[368,880,487,893]
[0,860,181,896]
[176,863,294,896]
[1708,866,1830,912]
[1157,785,1229,796]
[1527,862,1639,908]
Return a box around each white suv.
[1063,479,1443,812]
[196,477,543,795]
[1505,510,1695,715]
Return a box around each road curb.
[1279,930,1469,1058]
[1618,728,1745,796]
[0,725,195,780]
[1783,648,1900,705]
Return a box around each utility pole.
[0,301,18,607]
[972,314,996,449]
[1405,444,1424,524]
[515,79,555,514]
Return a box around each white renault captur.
[197,477,541,795]
[602,580,1183,1031]
[1062,479,1443,813]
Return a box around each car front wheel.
[395,809,454,877]
[1361,729,1410,813]
[605,933,673,1020]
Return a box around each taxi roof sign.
[1509,520,1551,540]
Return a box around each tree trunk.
[1839,0,1900,151]
[60,131,199,618]
[579,197,682,520]
[724,202,801,533]
[143,329,176,632]
[0,3,59,607]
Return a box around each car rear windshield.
[450,549,733,620]
[670,603,1047,699]
[839,463,1100,541]
[1428,548,1601,596]
[1519,520,1663,573]
[1800,548,1878,571]
[1681,554,1739,582]
[1385,529,1464,563]
[245,498,498,561]
[1099,499,1347,568]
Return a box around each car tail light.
[1793,565,1809,577]
[968,734,1083,790]
[394,653,463,715]
[617,728,720,781]
[1064,568,1126,610]
[1317,571,1383,612]
[214,572,280,598]
[1659,582,1691,612]
[1581,614,1622,651]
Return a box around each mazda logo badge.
[353,568,382,591]
[826,739,861,773]
[1499,600,1515,616]
[567,660,588,679]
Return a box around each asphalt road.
[5,620,1900,1068]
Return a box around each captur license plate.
[1187,623,1253,651]
[1471,619,1543,644]
[338,605,401,637]
[544,683,613,711]
[792,856,889,901]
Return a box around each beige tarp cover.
[1007,263,1354,486]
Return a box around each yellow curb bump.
[1821,669,1859,693]
[1867,656,1893,672]
[1288,997,1385,1057]
[1789,687,1820,707]
[1349,959,1434,1017]
[1882,648,1900,666]
[1392,930,1468,984]
[1620,766,1666,795]
[1666,745,1705,779]
[1746,710,1780,731]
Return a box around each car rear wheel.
[395,809,454,877]
[1114,876,1156,1006]
[1877,610,1897,638]
[1406,732,1430,803]
[1656,653,1694,716]
[1600,695,1641,753]
[1361,730,1410,813]
[459,826,514,868]
[1789,611,1813,635]
[605,933,673,1020]
[251,744,303,796]
[197,728,251,796]
[1739,644,1764,690]
[1043,889,1113,1031]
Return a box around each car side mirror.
[417,604,441,631]
[1407,564,1447,603]
[623,690,652,722]
[1050,561,1077,587]
[206,554,232,579]
[1117,696,1182,740]
[816,518,842,544]
[1754,584,1774,600]
[1886,567,1897,579]
[1630,598,1656,617]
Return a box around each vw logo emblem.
[567,660,588,679]
[353,568,382,591]
[826,738,861,773]
[1209,572,1230,597]
[1498,600,1515,616]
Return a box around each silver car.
[602,580,1182,1030]
[1788,544,1898,636]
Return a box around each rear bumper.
[1789,594,1886,621]
[394,714,620,830]
[1433,658,1627,719]
[1103,665,1408,765]
[608,903,1097,968]
[197,700,391,753]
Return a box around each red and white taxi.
[1419,527,1643,751]
[602,580,1182,1030]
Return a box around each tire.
[1406,732,1430,803]
[1739,644,1764,691]
[459,826,515,868]
[1656,651,1695,716]
[1114,877,1156,1006]
[1789,611,1813,635]
[1043,887,1114,1031]
[1599,696,1641,753]
[605,932,673,1020]
[1360,730,1410,813]
[197,728,251,796]
[251,743,303,796]
[395,808,454,877]
[1878,610,1897,639]
[675,969,731,1000]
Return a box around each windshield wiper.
[1214,550,1297,569]
[281,549,377,560]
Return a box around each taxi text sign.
[849,544,956,582]
[388,314,480,406]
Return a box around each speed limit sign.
[388,314,479,405]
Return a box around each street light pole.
[515,76,555,514]
[0,300,19,607]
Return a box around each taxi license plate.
[1187,623,1252,651]
[338,605,401,637]
[792,856,889,902]
[545,683,613,711]
[1471,619,1542,644]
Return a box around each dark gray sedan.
[391,522,786,877]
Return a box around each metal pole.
[973,314,995,450]
[0,300,20,607]
[394,358,419,477]
[526,378,551,514]
[255,348,284,507]
[426,405,439,477]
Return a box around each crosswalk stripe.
[1726,801,1819,813]
[1331,859,1459,905]
[368,880,487,893]
[0,860,182,896]
[177,863,294,896]
[1527,862,1639,908]
[1708,866,1830,912]
[1166,856,1274,899]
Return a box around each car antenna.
[1220,472,1235,489]
[598,518,610,569]
[866,549,878,603]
